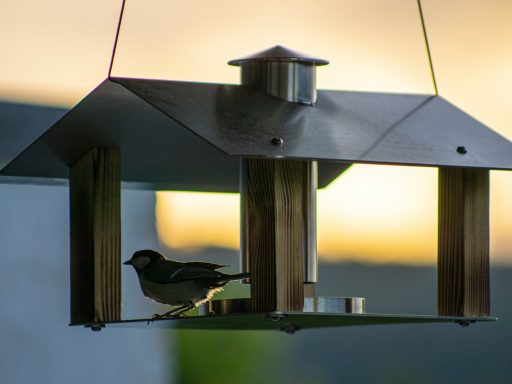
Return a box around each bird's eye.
[133,256,151,268]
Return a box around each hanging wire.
[108,0,127,78]
[107,1,438,92]
[417,0,439,95]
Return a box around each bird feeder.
[2,41,511,332]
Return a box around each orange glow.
[317,165,437,264]
[490,172,512,264]
[156,165,512,265]
[114,0,432,94]
[156,191,240,250]
[156,165,438,264]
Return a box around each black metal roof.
[0,101,66,178]
[1,77,511,192]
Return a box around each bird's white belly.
[139,278,219,306]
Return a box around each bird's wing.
[141,261,184,284]
[142,262,224,284]
[166,265,224,283]
[185,261,228,270]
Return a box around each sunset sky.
[1,0,511,264]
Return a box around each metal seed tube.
[238,56,319,284]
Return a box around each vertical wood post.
[438,167,490,317]
[70,148,121,324]
[243,158,305,312]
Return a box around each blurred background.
[1,0,511,382]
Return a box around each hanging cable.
[417,0,438,95]
[108,0,127,78]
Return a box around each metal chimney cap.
[228,45,329,66]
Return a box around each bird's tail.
[216,272,250,284]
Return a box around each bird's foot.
[147,313,176,324]
[148,313,162,324]
[150,312,186,320]
[147,306,191,324]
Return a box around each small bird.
[123,249,249,320]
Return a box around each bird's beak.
[123,260,132,265]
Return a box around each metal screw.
[271,137,284,146]
[280,323,300,334]
[456,146,467,154]
[86,323,105,332]
[456,320,474,327]
[270,312,284,322]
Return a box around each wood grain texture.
[438,167,490,317]
[245,159,305,312]
[274,160,304,311]
[70,148,121,324]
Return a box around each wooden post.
[70,148,121,324]
[438,167,490,317]
[243,158,305,312]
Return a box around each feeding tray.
[83,312,497,333]
[79,296,497,332]
[76,296,496,332]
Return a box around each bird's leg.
[149,302,195,323]
[161,303,194,318]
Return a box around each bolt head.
[271,137,284,146]
[456,146,467,154]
